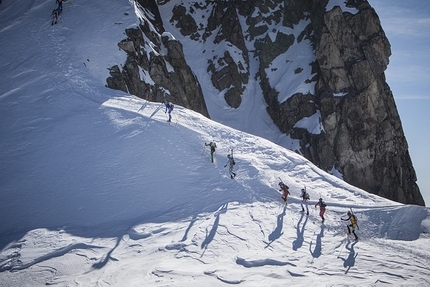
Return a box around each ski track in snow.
[0,0,430,286]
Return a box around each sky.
[0,0,430,285]
[370,0,430,206]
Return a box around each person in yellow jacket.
[342,211,359,241]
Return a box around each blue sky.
[371,0,430,206]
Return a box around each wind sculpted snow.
[0,0,430,286]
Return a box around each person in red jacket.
[315,198,327,223]
[279,182,290,206]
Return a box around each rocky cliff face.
[312,2,423,205]
[106,0,209,117]
[106,0,424,206]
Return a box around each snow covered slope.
[0,0,429,285]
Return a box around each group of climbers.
[204,141,236,179]
[277,181,359,240]
[202,136,358,240]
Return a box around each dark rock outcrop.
[106,0,209,117]
[312,3,423,205]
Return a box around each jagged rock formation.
[106,0,209,117]
[106,0,424,206]
[311,2,423,205]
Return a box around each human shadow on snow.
[292,213,308,251]
[338,240,358,274]
[201,203,228,251]
[265,206,286,248]
[309,223,325,258]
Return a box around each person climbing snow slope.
[315,198,327,223]
[164,102,174,122]
[342,211,359,241]
[205,141,217,163]
[300,187,310,215]
[279,182,290,206]
[224,154,236,179]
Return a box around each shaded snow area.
[0,0,430,286]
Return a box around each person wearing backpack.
[315,198,327,222]
[56,0,63,14]
[224,154,236,179]
[51,9,59,25]
[164,102,174,122]
[279,182,290,206]
[342,211,359,241]
[205,141,217,163]
[300,188,310,215]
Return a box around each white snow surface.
[0,0,429,286]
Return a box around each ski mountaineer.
[164,102,174,122]
[341,211,359,241]
[51,9,59,25]
[279,182,290,206]
[56,0,63,14]
[300,187,310,215]
[224,154,236,179]
[205,141,217,163]
[314,198,327,223]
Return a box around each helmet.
[301,189,305,192]
[347,211,351,216]
[227,154,231,158]
[319,198,323,201]
[279,182,283,187]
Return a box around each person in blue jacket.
[165,102,174,122]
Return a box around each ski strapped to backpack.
[137,100,148,113]
[149,103,165,118]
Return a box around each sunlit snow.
[0,0,429,286]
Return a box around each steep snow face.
[156,0,296,144]
[0,0,429,286]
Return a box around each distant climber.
[224,154,236,179]
[205,141,217,163]
[315,198,327,222]
[51,9,59,25]
[342,211,359,241]
[165,102,174,122]
[56,0,63,14]
[300,187,310,215]
[279,182,290,206]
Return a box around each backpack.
[231,158,235,165]
[321,202,327,208]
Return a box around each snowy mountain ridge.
[0,0,429,285]
[107,0,424,205]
